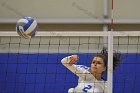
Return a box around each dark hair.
[95,47,121,71]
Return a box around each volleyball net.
[0,31,140,93]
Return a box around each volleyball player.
[61,48,121,93]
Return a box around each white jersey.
[61,56,107,93]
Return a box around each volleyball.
[16,17,38,39]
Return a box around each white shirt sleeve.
[61,56,96,81]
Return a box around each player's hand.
[69,55,79,65]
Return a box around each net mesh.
[0,31,140,93]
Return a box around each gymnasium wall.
[0,0,140,19]
[0,0,140,31]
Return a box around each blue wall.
[0,54,140,93]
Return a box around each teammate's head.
[91,47,121,74]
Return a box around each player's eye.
[96,62,103,64]
[92,61,104,65]
[92,61,95,64]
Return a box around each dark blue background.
[0,53,140,93]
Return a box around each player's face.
[91,57,106,74]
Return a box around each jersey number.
[82,85,92,92]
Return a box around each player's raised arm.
[61,55,95,81]
[61,55,79,72]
